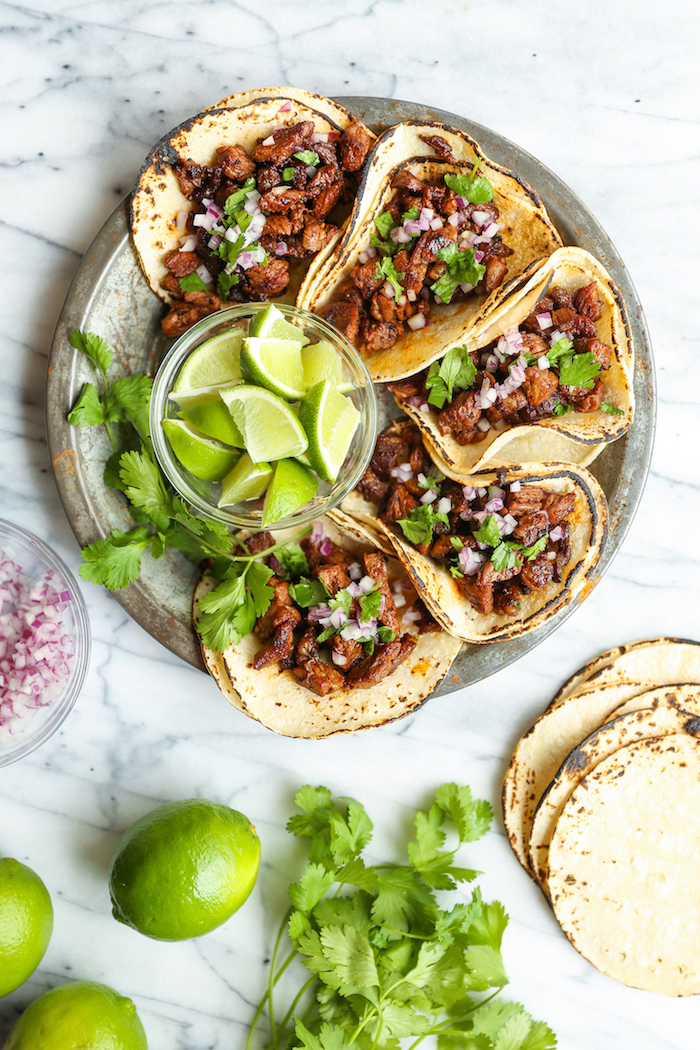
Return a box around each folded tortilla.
[193,511,462,738]
[296,120,562,382]
[341,419,608,643]
[395,246,634,474]
[131,88,375,305]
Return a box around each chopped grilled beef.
[251,121,315,165]
[245,530,274,556]
[296,627,320,666]
[255,578,294,640]
[483,256,509,294]
[292,659,346,695]
[513,510,550,547]
[345,634,417,688]
[240,259,290,298]
[519,551,555,590]
[330,634,365,671]
[253,604,302,669]
[506,485,547,516]
[317,564,351,597]
[419,134,455,161]
[574,282,602,320]
[573,378,605,413]
[362,551,400,633]
[357,468,390,505]
[542,492,576,525]
[457,575,494,615]
[215,144,257,181]
[163,250,200,278]
[522,367,559,406]
[438,390,482,442]
[361,318,401,353]
[573,336,612,370]
[339,122,373,171]
[382,480,419,524]
[318,299,362,344]
[494,582,524,616]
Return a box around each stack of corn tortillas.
[502,638,700,995]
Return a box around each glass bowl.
[0,519,91,767]
[150,303,378,530]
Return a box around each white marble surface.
[1,0,699,1046]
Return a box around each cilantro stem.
[276,975,316,1039]
[267,908,294,1048]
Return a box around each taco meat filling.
[388,283,619,444]
[357,423,575,617]
[160,119,373,337]
[319,134,513,353]
[248,523,440,695]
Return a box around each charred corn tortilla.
[342,420,608,644]
[396,247,634,474]
[296,120,562,382]
[131,88,375,306]
[193,511,461,739]
[548,733,700,996]
[529,697,700,892]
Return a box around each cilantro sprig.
[444,161,494,204]
[425,346,477,408]
[246,784,556,1050]
[397,503,450,547]
[431,243,486,305]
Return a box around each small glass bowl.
[150,303,378,530]
[0,519,91,767]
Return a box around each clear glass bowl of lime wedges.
[150,303,378,530]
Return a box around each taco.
[295,120,562,382]
[131,87,375,338]
[389,246,634,473]
[193,510,462,738]
[341,419,608,643]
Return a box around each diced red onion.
[179,235,198,252]
[429,217,443,231]
[437,497,451,515]
[458,547,485,576]
[407,313,427,331]
[503,513,518,531]
[509,480,522,493]
[485,354,499,373]
[459,231,478,249]
[433,294,444,306]
[462,485,477,501]
[262,134,276,146]
[420,489,438,505]
[398,294,408,306]
[310,132,330,143]
[547,551,557,561]
[195,265,213,286]
[390,226,412,244]
[358,576,375,595]
[474,250,484,263]
[447,213,460,227]
[193,212,216,231]
[538,356,550,371]
[482,222,500,239]
[358,250,369,265]
[383,282,395,299]
[476,418,491,432]
[277,101,292,113]
[307,603,332,623]
[275,241,287,255]
[459,283,475,294]
[549,329,564,345]
[537,312,553,330]
[306,165,317,178]
[403,220,421,236]
[390,462,413,482]
[406,289,417,303]
[330,608,348,630]
[471,210,490,227]
[348,561,363,581]
[401,609,422,624]
[549,526,564,542]
[332,651,348,667]
[176,210,189,233]
[455,195,467,207]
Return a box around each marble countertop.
[2,1,699,1046]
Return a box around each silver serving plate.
[46,96,655,693]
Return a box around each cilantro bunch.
[67,329,310,651]
[247,784,555,1050]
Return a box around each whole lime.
[3,980,147,1049]
[0,857,53,998]
[108,798,261,941]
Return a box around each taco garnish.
[341,419,608,642]
[296,120,562,383]
[392,246,634,474]
[193,510,462,738]
[130,88,375,338]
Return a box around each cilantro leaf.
[378,625,395,643]
[329,799,373,864]
[290,577,328,608]
[70,329,111,376]
[178,272,208,293]
[444,164,494,204]
[223,177,256,214]
[374,210,397,240]
[397,504,450,547]
[275,541,309,577]
[217,270,239,295]
[431,244,486,304]
[601,401,624,416]
[119,450,172,519]
[558,351,601,390]
[425,347,477,408]
[375,256,404,301]
[319,925,379,991]
[369,232,400,257]
[67,383,106,427]
[289,864,337,915]
[491,542,522,574]
[359,586,382,623]
[521,534,548,561]
[78,527,152,590]
[110,374,153,439]
[546,336,573,364]
[402,204,420,223]
[435,784,493,843]
[473,514,502,549]
[551,404,573,417]
[282,166,295,182]
[329,588,353,618]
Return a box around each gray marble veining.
[2,0,699,1046]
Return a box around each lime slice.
[180,399,244,447]
[218,454,273,506]
[161,419,241,482]
[219,385,309,462]
[298,380,360,484]
[172,329,244,392]
[248,304,310,344]
[240,337,306,400]
[262,459,318,527]
[302,340,354,394]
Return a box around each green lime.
[161,419,241,482]
[218,453,273,507]
[168,386,229,411]
[108,798,261,942]
[247,303,309,344]
[240,337,306,400]
[219,385,309,463]
[180,399,244,447]
[4,980,147,1050]
[302,340,353,393]
[172,328,244,393]
[0,858,53,998]
[298,380,360,484]
[262,458,319,527]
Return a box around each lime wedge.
[298,380,360,484]
[240,337,306,400]
[168,386,228,411]
[218,453,273,506]
[302,340,354,394]
[248,304,310,344]
[161,419,241,482]
[219,385,309,462]
[180,399,244,447]
[262,459,318,527]
[172,328,244,392]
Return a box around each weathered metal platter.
[46,96,655,694]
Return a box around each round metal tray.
[46,96,655,692]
